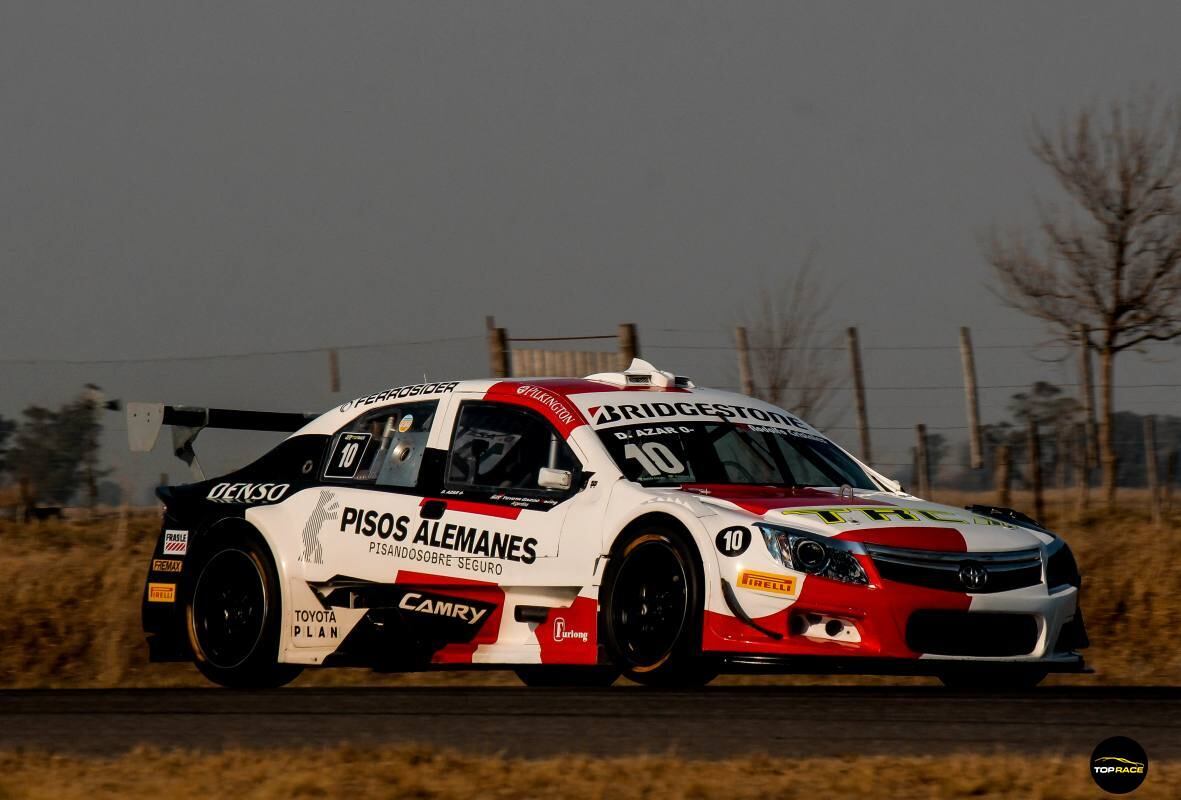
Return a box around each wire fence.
[1,323,1176,500]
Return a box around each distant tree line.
[929,381,1180,492]
[0,388,109,511]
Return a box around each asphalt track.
[2,687,1178,759]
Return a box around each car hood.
[670,484,1052,552]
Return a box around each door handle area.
[420,499,446,520]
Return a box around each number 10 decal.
[325,432,372,479]
[624,441,686,477]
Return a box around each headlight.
[756,523,868,585]
[1045,538,1080,589]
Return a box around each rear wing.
[127,402,319,480]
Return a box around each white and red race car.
[132,359,1087,688]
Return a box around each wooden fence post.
[960,327,983,469]
[1078,324,1098,469]
[1166,450,1177,515]
[847,327,872,464]
[996,443,1012,507]
[618,323,639,369]
[1145,415,1162,526]
[915,424,931,498]
[735,326,755,397]
[1074,421,1089,513]
[1028,419,1044,522]
[486,316,510,378]
[328,348,341,393]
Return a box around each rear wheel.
[937,666,1047,690]
[186,537,302,689]
[601,526,717,688]
[514,666,619,687]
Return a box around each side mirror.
[538,467,573,491]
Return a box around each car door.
[298,397,449,586]
[430,396,587,586]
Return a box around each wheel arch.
[604,507,721,627]
[189,515,295,665]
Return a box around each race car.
[130,359,1087,689]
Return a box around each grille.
[865,544,1043,594]
[907,611,1039,657]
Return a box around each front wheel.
[600,526,717,688]
[185,536,302,689]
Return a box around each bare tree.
[743,257,841,428]
[986,92,1181,506]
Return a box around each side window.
[447,402,579,493]
[324,400,439,488]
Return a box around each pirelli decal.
[147,582,176,603]
[737,570,797,597]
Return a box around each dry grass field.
[0,491,1178,688]
[0,746,1175,800]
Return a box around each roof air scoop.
[586,358,695,389]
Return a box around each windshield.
[598,422,876,489]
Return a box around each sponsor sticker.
[325,433,371,479]
[552,617,588,642]
[292,608,340,641]
[738,570,798,597]
[206,482,290,505]
[715,526,751,557]
[1090,736,1148,794]
[779,507,1011,527]
[147,582,176,603]
[163,530,188,555]
[398,414,414,433]
[151,559,184,573]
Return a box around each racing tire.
[513,666,620,688]
[936,666,1048,691]
[185,536,302,689]
[600,525,718,688]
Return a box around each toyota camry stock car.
[128,359,1087,689]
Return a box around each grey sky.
[2,2,1179,494]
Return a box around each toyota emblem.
[958,562,989,591]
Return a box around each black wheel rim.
[192,549,267,669]
[611,539,688,668]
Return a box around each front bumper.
[705,574,1087,664]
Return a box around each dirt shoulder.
[0,746,1177,800]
